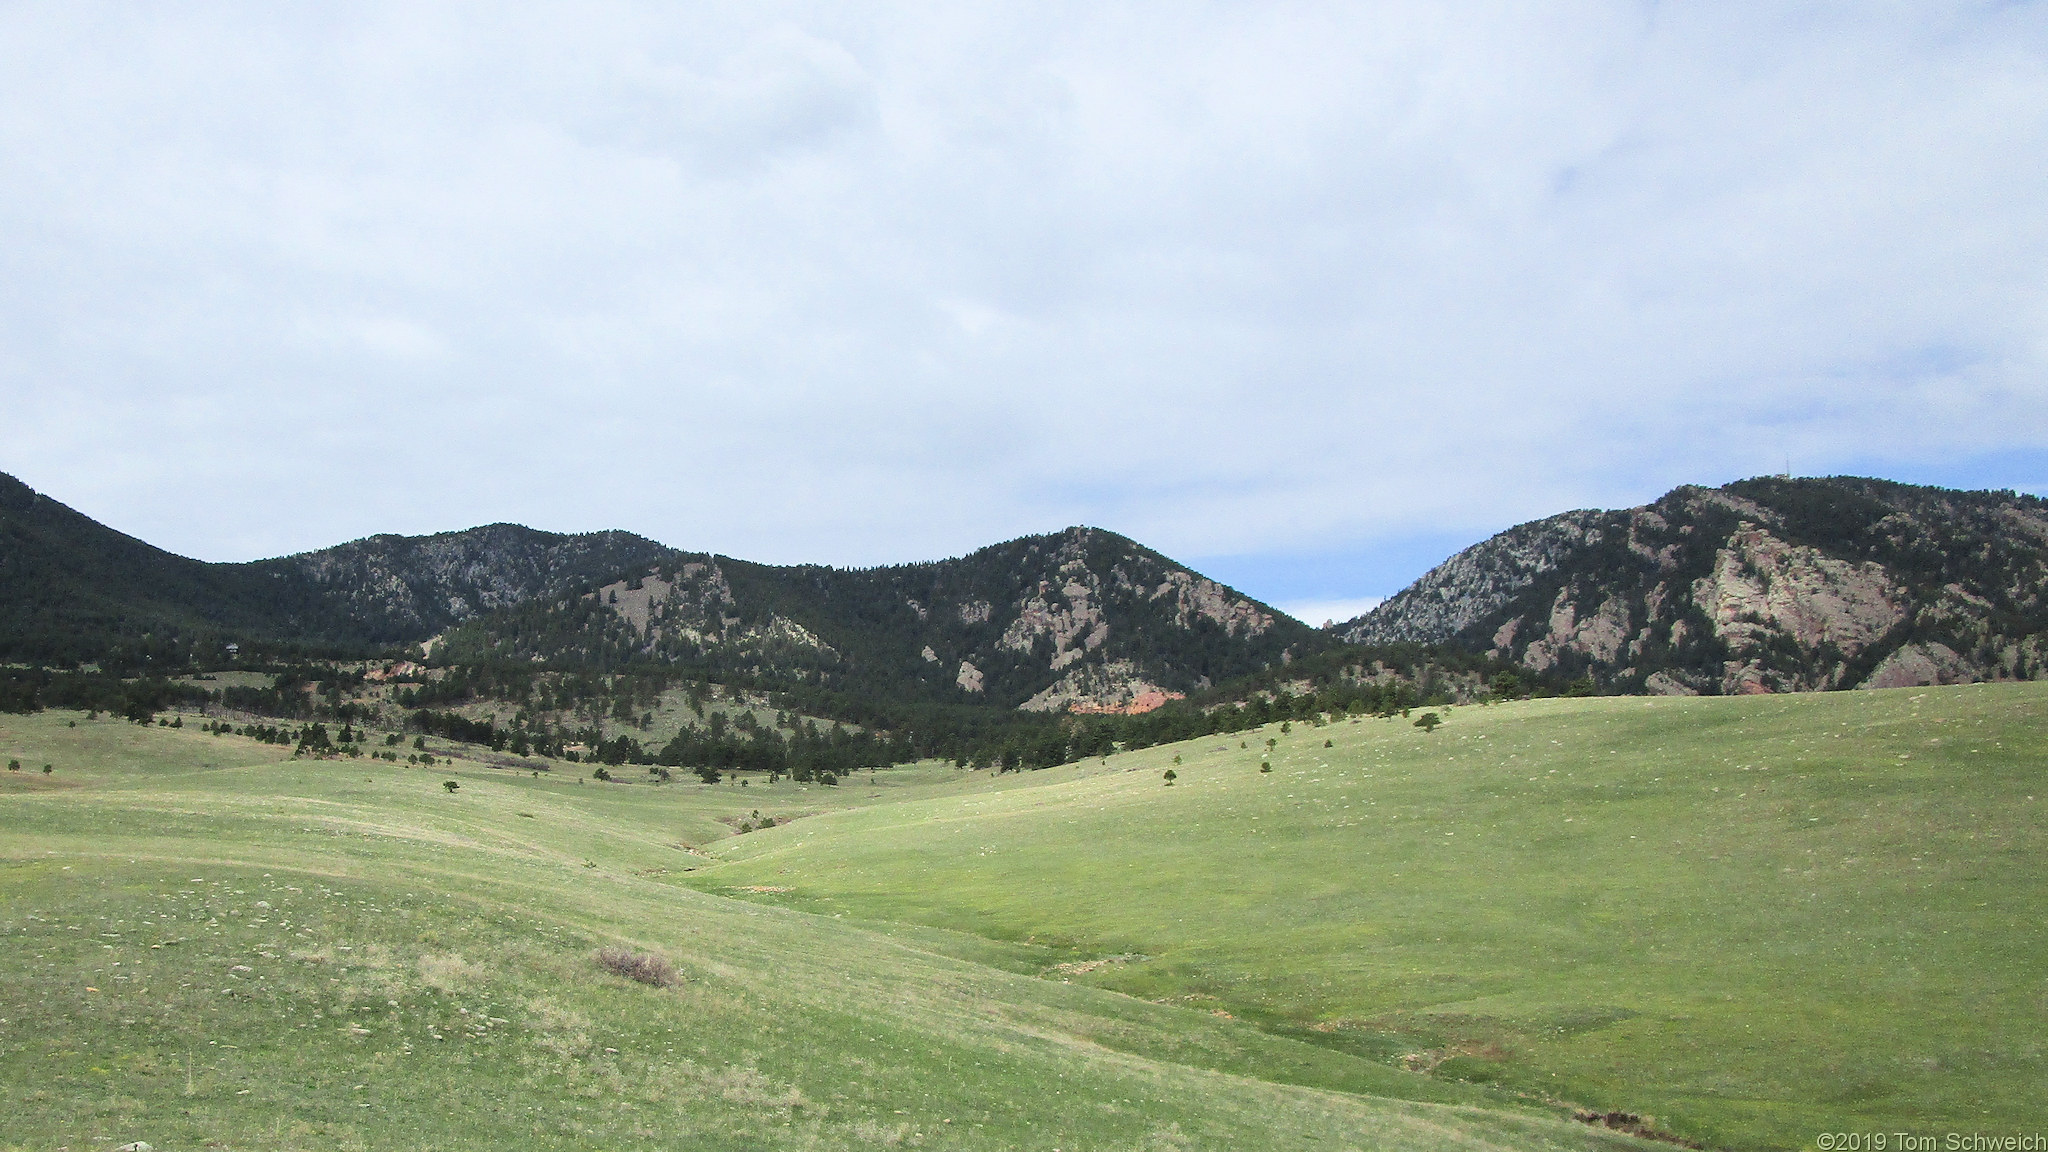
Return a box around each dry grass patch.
[595,945,679,987]
[418,952,486,991]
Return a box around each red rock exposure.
[1069,690,1184,716]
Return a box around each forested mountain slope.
[1338,476,2048,693]
[435,527,1314,711]
[0,471,681,666]
[0,472,339,666]
[286,524,675,640]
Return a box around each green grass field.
[0,711,1654,1151]
[693,685,2048,1150]
[3,685,2041,1150]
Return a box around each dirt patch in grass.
[1048,953,1149,977]
[1573,1110,1703,1149]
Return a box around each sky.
[2,2,2045,626]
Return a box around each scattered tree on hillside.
[1414,712,1442,733]
[443,780,459,793]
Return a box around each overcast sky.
[3,2,2045,624]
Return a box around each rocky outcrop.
[1861,642,1973,690]
[1692,527,1904,648]
[1338,477,2048,694]
[1018,659,1178,713]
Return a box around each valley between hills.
[2,470,2045,1151]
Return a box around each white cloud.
[0,2,2044,602]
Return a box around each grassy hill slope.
[693,684,2048,1150]
[0,713,1647,1151]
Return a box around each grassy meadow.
[0,710,1656,1151]
[693,684,2048,1150]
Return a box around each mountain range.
[5,469,2045,706]
[0,472,1310,709]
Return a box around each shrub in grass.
[6,759,16,772]
[443,780,459,793]
[1260,762,1271,773]
[42,764,52,775]
[1414,712,1442,733]
[1163,769,1177,785]
[595,946,679,988]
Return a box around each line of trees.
[0,669,212,721]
